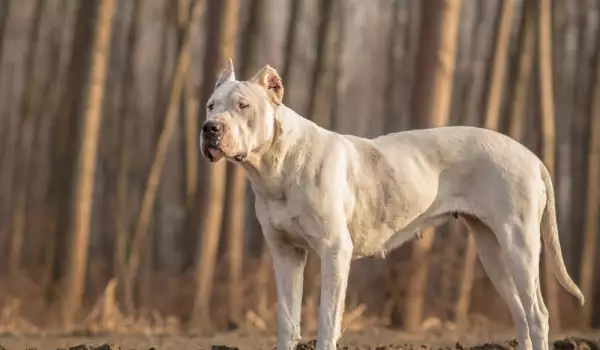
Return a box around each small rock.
[95,344,120,350]
[69,346,94,350]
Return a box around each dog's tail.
[540,163,585,305]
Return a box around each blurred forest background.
[0,0,599,338]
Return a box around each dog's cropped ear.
[214,58,236,90]
[250,65,284,105]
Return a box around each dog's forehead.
[211,81,238,101]
[212,80,268,104]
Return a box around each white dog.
[200,59,584,350]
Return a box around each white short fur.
[200,60,584,350]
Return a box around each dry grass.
[0,251,586,339]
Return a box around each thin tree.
[461,1,498,127]
[404,0,462,331]
[181,0,208,271]
[0,0,8,61]
[224,162,246,326]
[552,1,575,264]
[507,0,535,143]
[184,0,201,210]
[455,0,514,327]
[191,0,239,330]
[281,0,300,90]
[111,0,139,314]
[307,0,337,130]
[580,44,600,328]
[9,0,43,276]
[62,0,116,327]
[537,0,561,332]
[123,0,203,305]
[43,0,91,304]
[0,0,39,271]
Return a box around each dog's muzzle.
[200,121,247,163]
[201,121,225,162]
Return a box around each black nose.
[202,121,223,136]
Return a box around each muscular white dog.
[200,59,584,350]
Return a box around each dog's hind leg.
[493,219,548,350]
[461,216,532,350]
[534,276,550,350]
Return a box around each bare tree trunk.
[191,0,239,330]
[124,0,200,306]
[280,0,318,118]
[107,0,138,314]
[115,117,134,312]
[447,0,477,126]
[537,0,561,332]
[180,0,208,273]
[184,41,200,211]
[178,0,191,29]
[384,0,412,134]
[483,0,514,132]
[281,0,300,88]
[0,0,8,61]
[307,0,337,129]
[224,164,246,326]
[508,0,535,143]
[44,0,91,306]
[552,0,576,272]
[171,0,204,275]
[455,0,515,328]
[0,0,39,270]
[19,1,65,271]
[404,0,462,332]
[570,0,597,279]
[580,44,600,328]
[8,0,42,276]
[461,1,498,127]
[410,1,462,130]
[62,0,116,328]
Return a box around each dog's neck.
[241,104,322,199]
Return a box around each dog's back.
[340,125,546,257]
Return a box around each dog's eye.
[238,102,250,110]
[207,102,214,111]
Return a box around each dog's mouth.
[207,146,222,162]
[202,143,247,164]
[201,142,223,163]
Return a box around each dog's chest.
[264,197,315,249]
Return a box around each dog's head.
[200,59,284,164]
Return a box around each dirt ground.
[0,328,598,350]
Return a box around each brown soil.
[0,329,598,350]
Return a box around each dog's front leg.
[316,228,353,350]
[264,233,308,350]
